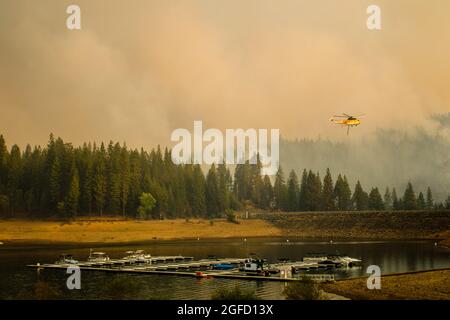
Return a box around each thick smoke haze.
[0,1,449,195]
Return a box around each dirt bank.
[0,219,281,245]
[322,269,450,300]
[255,211,450,241]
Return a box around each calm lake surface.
[0,238,449,299]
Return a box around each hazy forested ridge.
[281,117,450,203]
[0,132,448,219]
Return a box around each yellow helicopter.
[330,113,365,135]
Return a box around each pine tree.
[65,165,80,217]
[80,144,93,215]
[298,169,308,211]
[426,187,434,210]
[352,181,368,210]
[383,187,392,210]
[107,142,122,214]
[305,171,321,211]
[191,164,207,217]
[392,188,400,210]
[119,145,130,217]
[321,168,335,211]
[287,170,299,211]
[48,156,62,212]
[403,182,417,210]
[368,187,384,210]
[334,174,351,211]
[217,162,232,213]
[261,175,273,209]
[206,164,220,217]
[273,167,287,210]
[417,192,426,210]
[0,135,8,194]
[7,145,22,215]
[92,145,107,215]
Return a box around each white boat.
[55,254,78,265]
[123,250,152,263]
[327,254,362,267]
[88,250,110,262]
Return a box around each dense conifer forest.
[0,134,447,219]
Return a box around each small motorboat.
[327,254,362,267]
[123,250,152,263]
[88,250,110,262]
[55,254,78,265]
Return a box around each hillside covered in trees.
[0,134,448,219]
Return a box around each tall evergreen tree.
[287,170,299,211]
[305,170,321,211]
[191,164,207,217]
[383,187,392,210]
[403,182,417,210]
[321,168,335,211]
[417,192,426,210]
[352,181,368,210]
[426,187,434,209]
[0,135,8,194]
[7,145,22,215]
[334,174,351,211]
[65,165,80,217]
[119,145,130,216]
[205,164,220,217]
[217,162,232,213]
[368,187,384,210]
[261,175,273,209]
[92,144,107,215]
[298,169,308,211]
[392,188,400,210]
[273,167,287,210]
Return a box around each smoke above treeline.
[0,1,449,199]
[281,114,450,201]
[1,1,450,148]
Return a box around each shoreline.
[0,216,449,248]
[1,236,447,249]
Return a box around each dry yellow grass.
[322,269,450,300]
[0,219,282,244]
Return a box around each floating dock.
[27,256,337,282]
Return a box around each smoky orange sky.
[0,0,449,149]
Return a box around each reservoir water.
[0,238,449,299]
